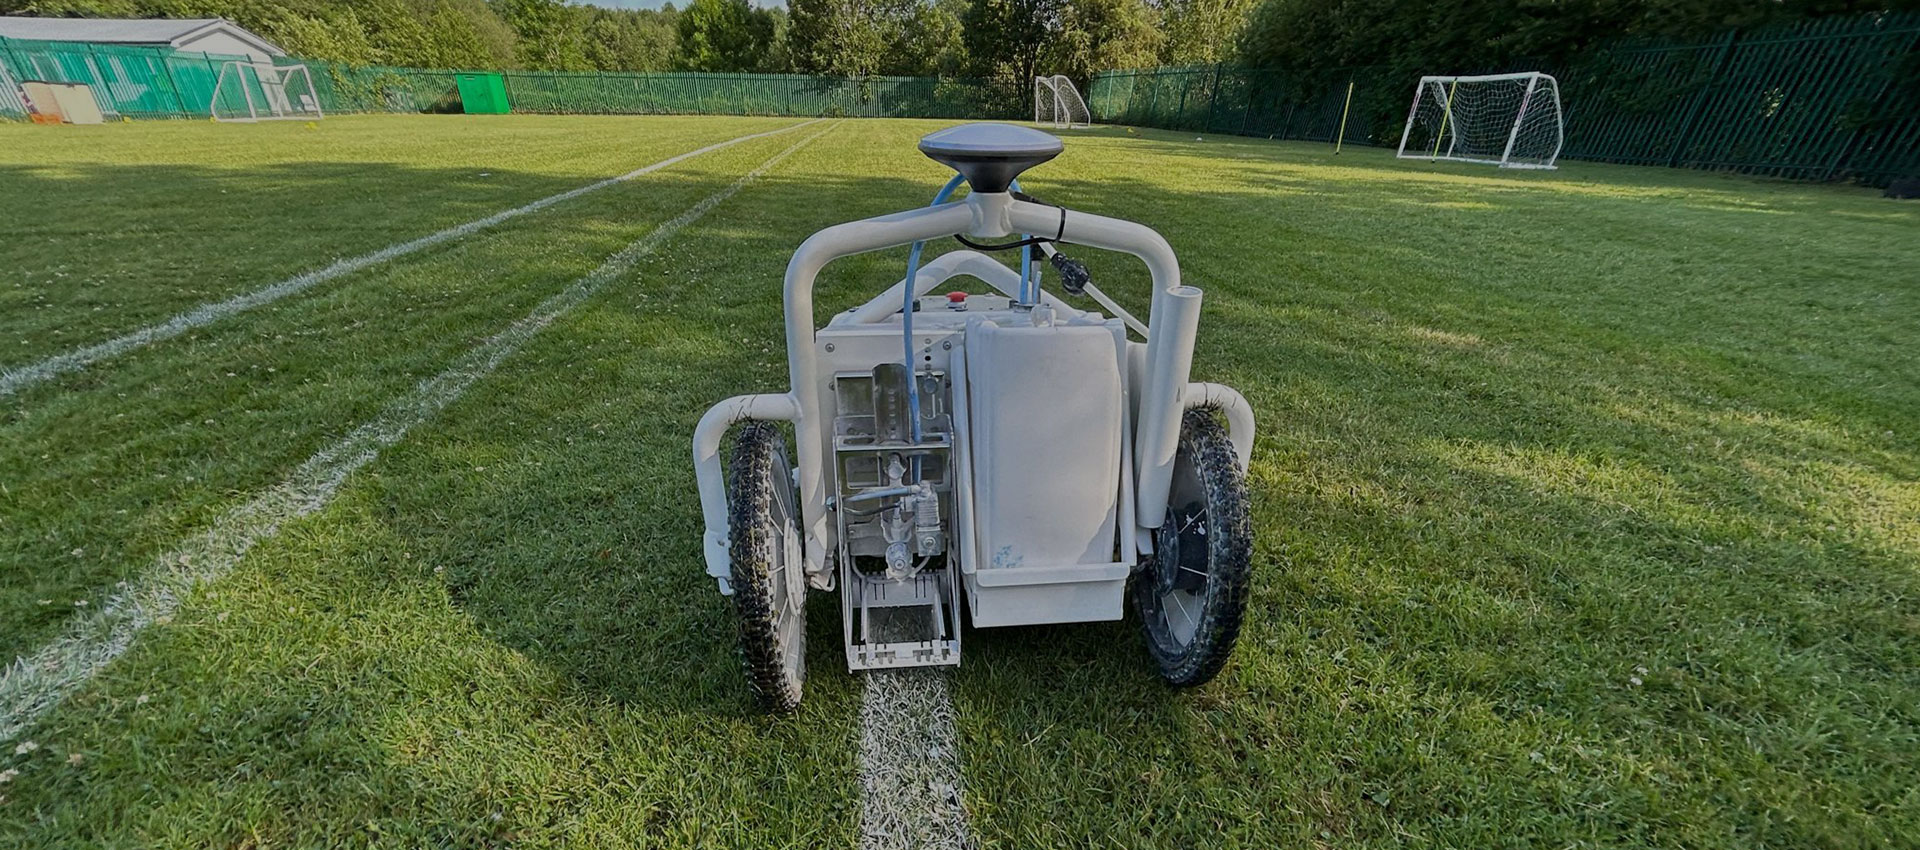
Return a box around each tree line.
[0,0,1250,83]
[4,0,1908,90]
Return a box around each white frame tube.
[1131,286,1202,527]
[693,392,801,592]
[1184,382,1255,471]
[846,249,1087,325]
[1498,74,1540,167]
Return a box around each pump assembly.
[692,123,1257,710]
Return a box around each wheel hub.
[1153,500,1209,596]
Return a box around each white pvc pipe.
[1133,286,1203,528]
[693,392,800,594]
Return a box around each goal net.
[1033,75,1091,129]
[211,61,324,122]
[1396,72,1562,169]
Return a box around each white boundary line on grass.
[861,669,972,850]
[0,122,837,746]
[0,118,823,399]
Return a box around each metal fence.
[0,36,251,120]
[1,38,1023,122]
[1089,12,1920,184]
[499,71,1019,118]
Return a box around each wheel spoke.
[1166,589,1200,643]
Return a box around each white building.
[0,17,285,62]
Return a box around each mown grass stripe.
[0,122,836,745]
[0,118,823,399]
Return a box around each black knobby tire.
[728,422,806,712]
[1132,408,1253,687]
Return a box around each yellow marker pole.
[1430,80,1458,160]
[1333,80,1355,154]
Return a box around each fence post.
[1241,71,1257,135]
[1205,66,1221,133]
[1666,27,1739,168]
[1147,72,1159,126]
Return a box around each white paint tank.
[964,319,1123,570]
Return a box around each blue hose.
[902,175,1037,444]
[1010,178,1034,303]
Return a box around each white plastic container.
[960,318,1131,627]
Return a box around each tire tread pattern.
[1134,408,1253,687]
[728,421,804,712]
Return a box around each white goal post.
[1033,75,1091,129]
[211,61,323,122]
[1396,72,1562,169]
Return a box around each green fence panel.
[455,72,510,114]
[3,37,1025,124]
[1088,12,1920,184]
[0,36,255,120]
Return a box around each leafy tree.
[787,0,888,76]
[962,0,1057,82]
[494,0,588,70]
[1158,0,1256,64]
[581,6,679,71]
[1235,0,1916,74]
[888,0,968,76]
[1049,0,1160,78]
[787,0,965,77]
[676,0,778,71]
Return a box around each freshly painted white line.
[0,123,836,745]
[860,669,972,850]
[0,118,823,398]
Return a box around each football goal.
[211,61,323,122]
[1033,75,1091,129]
[1396,72,1562,169]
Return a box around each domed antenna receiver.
[918,123,1064,194]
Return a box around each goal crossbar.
[1396,72,1562,169]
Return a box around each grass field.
[1,114,1916,848]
